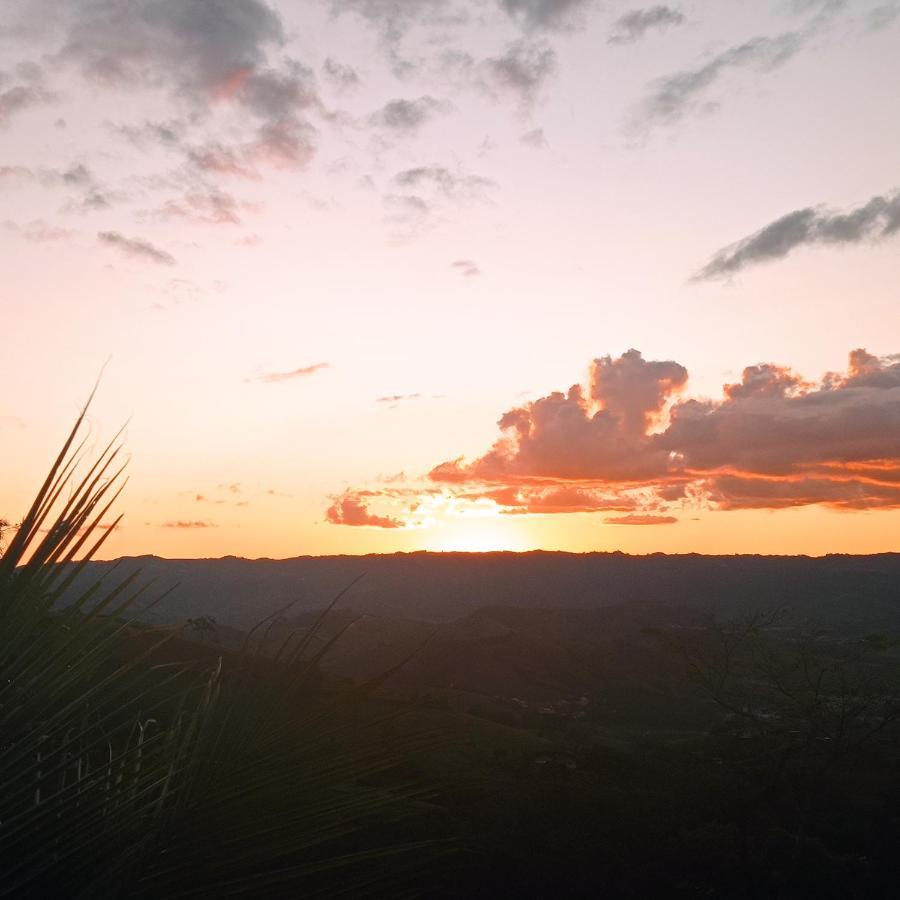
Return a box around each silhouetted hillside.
[63,551,900,634]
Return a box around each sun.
[428,520,530,553]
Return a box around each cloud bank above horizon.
[328,347,900,528]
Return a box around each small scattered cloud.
[376,393,423,408]
[499,0,593,31]
[188,143,261,180]
[608,6,685,45]
[113,118,186,150]
[520,127,547,148]
[385,166,494,239]
[157,188,247,225]
[0,61,55,126]
[451,259,480,277]
[604,514,678,525]
[867,3,900,31]
[0,82,55,126]
[249,362,331,383]
[695,190,900,280]
[4,219,72,242]
[392,165,494,199]
[325,491,404,528]
[97,230,175,265]
[160,520,218,529]
[478,40,557,113]
[369,95,450,133]
[322,57,360,91]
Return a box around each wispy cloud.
[604,514,678,525]
[451,259,480,277]
[630,31,804,133]
[608,6,685,45]
[695,190,900,279]
[160,520,217,529]
[4,219,72,242]
[499,0,594,32]
[250,362,331,383]
[393,166,494,199]
[97,230,175,265]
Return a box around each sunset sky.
[2,0,900,557]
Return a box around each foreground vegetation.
[0,398,443,897]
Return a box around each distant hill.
[61,551,900,634]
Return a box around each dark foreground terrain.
[57,552,900,897]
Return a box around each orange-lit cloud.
[325,491,404,529]
[604,514,678,526]
[327,347,900,528]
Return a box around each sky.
[2,0,900,558]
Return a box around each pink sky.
[2,0,900,557]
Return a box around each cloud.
[383,193,431,234]
[0,82,54,126]
[631,30,804,131]
[392,166,494,199]
[57,0,284,99]
[0,164,34,185]
[478,40,557,112]
[451,259,480,277]
[0,61,55,125]
[322,57,360,91]
[160,520,217,529]
[423,347,900,514]
[604,514,678,525]
[97,230,175,265]
[4,219,72,242]
[114,118,186,150]
[194,494,225,505]
[329,0,450,44]
[499,0,593,31]
[188,143,262,180]
[867,3,900,31]
[377,393,423,405]
[695,190,900,279]
[158,188,246,225]
[325,491,404,528]
[250,362,331,383]
[17,0,322,172]
[369,95,449,132]
[1,162,122,209]
[520,127,547,148]
[385,166,493,239]
[480,485,638,514]
[608,6,685,44]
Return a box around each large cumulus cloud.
[424,347,900,517]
